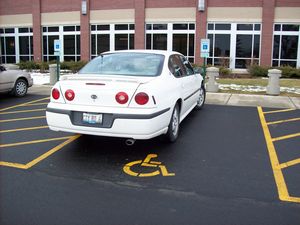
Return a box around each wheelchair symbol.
[123,154,175,177]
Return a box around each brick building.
[0,0,299,69]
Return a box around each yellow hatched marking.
[0,135,81,169]
[0,97,49,112]
[0,136,73,148]
[267,117,300,125]
[272,133,300,142]
[0,126,48,134]
[264,108,296,114]
[25,102,48,106]
[0,116,46,123]
[279,158,300,169]
[257,106,300,203]
[0,108,45,115]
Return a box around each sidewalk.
[206,92,300,109]
[29,84,300,109]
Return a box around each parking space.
[0,96,80,169]
[257,107,300,203]
[1,96,299,225]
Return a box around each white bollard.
[267,69,281,96]
[206,67,219,92]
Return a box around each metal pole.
[56,55,60,81]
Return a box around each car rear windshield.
[78,52,165,77]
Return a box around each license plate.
[82,113,103,124]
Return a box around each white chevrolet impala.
[46,50,205,143]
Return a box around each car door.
[179,55,200,108]
[168,54,193,118]
[0,66,14,92]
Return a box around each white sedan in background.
[46,50,205,144]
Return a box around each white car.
[46,50,205,143]
[0,65,33,97]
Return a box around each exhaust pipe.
[125,139,135,146]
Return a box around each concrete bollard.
[206,67,219,92]
[267,69,281,96]
[49,64,58,85]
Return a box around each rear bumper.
[46,104,171,140]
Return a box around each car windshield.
[79,52,165,77]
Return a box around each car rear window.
[79,52,165,77]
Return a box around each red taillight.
[65,89,75,101]
[135,92,149,105]
[115,92,129,104]
[52,88,60,100]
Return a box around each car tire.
[166,104,180,142]
[194,85,206,110]
[12,79,28,97]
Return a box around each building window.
[146,23,195,63]
[91,24,134,59]
[207,23,261,69]
[0,27,33,63]
[272,24,300,68]
[42,25,80,62]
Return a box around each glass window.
[19,28,29,33]
[19,36,29,55]
[173,34,187,56]
[64,35,75,55]
[236,35,252,58]
[214,34,230,57]
[281,35,298,59]
[153,24,167,30]
[48,27,59,32]
[237,24,253,31]
[115,34,129,50]
[173,24,188,30]
[208,23,214,30]
[153,34,167,50]
[79,52,164,77]
[5,28,14,33]
[215,24,231,30]
[282,25,299,32]
[189,24,195,30]
[97,34,109,54]
[115,24,128,30]
[97,25,109,30]
[5,37,15,55]
[253,35,260,58]
[64,26,75,32]
[275,24,281,31]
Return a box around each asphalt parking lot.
[0,93,299,225]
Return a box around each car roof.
[102,49,182,57]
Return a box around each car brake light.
[52,88,60,100]
[135,92,149,105]
[115,92,129,104]
[65,89,75,101]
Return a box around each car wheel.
[194,85,206,110]
[166,104,180,142]
[13,79,28,97]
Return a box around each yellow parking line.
[0,136,74,148]
[0,97,49,112]
[257,106,291,202]
[0,116,46,123]
[0,134,81,169]
[267,118,300,125]
[25,134,81,169]
[272,133,300,142]
[26,102,48,106]
[0,161,28,169]
[279,158,300,169]
[263,108,296,114]
[0,108,45,115]
[0,126,49,134]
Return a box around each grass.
[209,78,300,97]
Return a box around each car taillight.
[135,92,149,105]
[52,88,60,100]
[115,92,129,104]
[65,89,75,101]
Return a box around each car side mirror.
[193,67,203,75]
